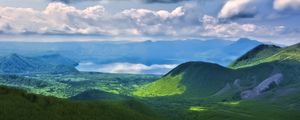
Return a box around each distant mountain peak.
[235,38,260,44]
[144,40,154,43]
[0,54,78,74]
[237,37,252,41]
[7,53,22,59]
[40,54,62,58]
[4,53,27,63]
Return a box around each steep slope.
[0,54,78,74]
[230,43,300,69]
[229,44,281,68]
[0,86,162,120]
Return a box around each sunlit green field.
[0,72,160,98]
[142,98,300,120]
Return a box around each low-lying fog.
[76,62,178,75]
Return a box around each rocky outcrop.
[213,83,232,96]
[241,73,283,99]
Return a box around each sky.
[0,0,300,45]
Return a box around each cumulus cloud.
[144,0,190,3]
[50,0,190,4]
[218,0,257,19]
[0,2,299,44]
[201,15,281,38]
[0,2,190,37]
[219,0,300,20]
[274,0,300,11]
[76,62,178,74]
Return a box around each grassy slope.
[133,62,234,98]
[134,45,300,99]
[229,44,281,68]
[166,101,300,120]
[230,44,300,69]
[133,61,272,99]
[0,72,160,98]
[133,74,185,97]
[131,43,300,120]
[0,86,162,120]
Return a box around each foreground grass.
[143,98,300,120]
[0,86,162,120]
[184,101,300,120]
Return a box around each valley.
[0,43,300,120]
[1,0,300,119]
[0,73,159,98]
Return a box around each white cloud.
[0,2,299,44]
[202,15,280,38]
[218,0,257,19]
[76,62,178,74]
[0,2,187,37]
[274,0,300,11]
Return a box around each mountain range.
[0,38,262,66]
[1,40,300,120]
[0,54,78,74]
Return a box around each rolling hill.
[0,86,162,120]
[133,62,233,98]
[133,43,300,106]
[229,43,300,69]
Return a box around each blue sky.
[0,0,300,45]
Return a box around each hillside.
[133,62,233,98]
[0,86,162,120]
[133,61,269,99]
[70,89,130,100]
[230,43,300,69]
[0,54,78,74]
[133,43,300,105]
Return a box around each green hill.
[229,43,300,69]
[133,61,271,99]
[133,43,300,103]
[133,62,234,98]
[132,43,300,120]
[0,86,162,120]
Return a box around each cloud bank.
[219,0,300,19]
[144,0,190,3]
[50,0,190,4]
[0,1,300,44]
[274,0,300,11]
[76,62,178,74]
